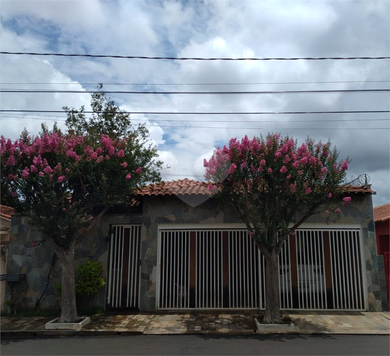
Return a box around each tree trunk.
[263,251,282,324]
[57,247,78,323]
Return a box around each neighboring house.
[0,205,14,311]
[374,203,390,305]
[5,179,388,312]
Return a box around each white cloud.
[0,0,389,205]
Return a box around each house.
[374,203,390,306]
[0,205,14,311]
[5,179,388,312]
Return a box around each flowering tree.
[204,133,351,323]
[1,92,162,322]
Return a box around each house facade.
[0,205,14,311]
[374,203,390,305]
[5,179,387,312]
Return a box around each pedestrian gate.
[157,228,365,310]
[106,225,141,310]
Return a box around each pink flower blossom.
[228,163,237,174]
[280,166,287,174]
[117,150,125,158]
[286,174,291,179]
[343,197,351,203]
[58,176,66,183]
[290,184,296,193]
[248,231,254,236]
[335,208,341,214]
[136,167,142,174]
[267,168,273,173]
[260,159,266,166]
[306,187,312,194]
[257,167,263,173]
[275,151,282,158]
[341,161,348,170]
[125,173,131,180]
[33,155,43,167]
[39,172,44,177]
[109,146,115,156]
[292,161,299,168]
[91,152,98,160]
[321,167,327,173]
[6,155,15,166]
[240,162,246,168]
[327,193,332,198]
[65,168,70,173]
[21,169,29,179]
[283,155,290,164]
[30,165,38,173]
[208,184,215,192]
[120,162,128,168]
[300,157,308,165]
[43,166,53,174]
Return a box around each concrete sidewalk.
[1,311,389,338]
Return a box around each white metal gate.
[158,227,365,310]
[106,225,141,309]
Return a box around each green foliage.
[75,260,105,296]
[54,260,105,300]
[1,88,163,250]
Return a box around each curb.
[2,329,389,339]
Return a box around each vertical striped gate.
[158,228,365,310]
[106,225,141,310]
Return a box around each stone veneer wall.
[5,193,385,312]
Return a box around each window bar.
[313,232,320,309]
[107,227,115,306]
[308,231,314,309]
[331,231,338,309]
[355,231,363,309]
[321,233,327,309]
[349,232,356,310]
[128,227,133,308]
[112,227,118,307]
[345,231,353,309]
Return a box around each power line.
[0,113,388,123]
[1,110,388,115]
[1,51,389,61]
[1,89,389,95]
[1,80,389,86]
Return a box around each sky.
[0,0,389,206]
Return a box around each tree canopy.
[204,133,351,323]
[0,90,163,322]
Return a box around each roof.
[373,203,390,223]
[0,205,14,220]
[137,179,375,197]
[137,178,211,196]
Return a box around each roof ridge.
[373,202,390,209]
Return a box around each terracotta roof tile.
[0,205,14,220]
[137,178,211,196]
[344,185,376,195]
[374,203,390,223]
[137,179,375,197]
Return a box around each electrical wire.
[1,51,389,61]
[1,89,389,94]
[0,110,388,115]
[1,80,389,86]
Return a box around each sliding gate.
[106,225,141,310]
[157,228,365,310]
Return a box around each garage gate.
[157,228,365,310]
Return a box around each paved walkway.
[1,311,389,337]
